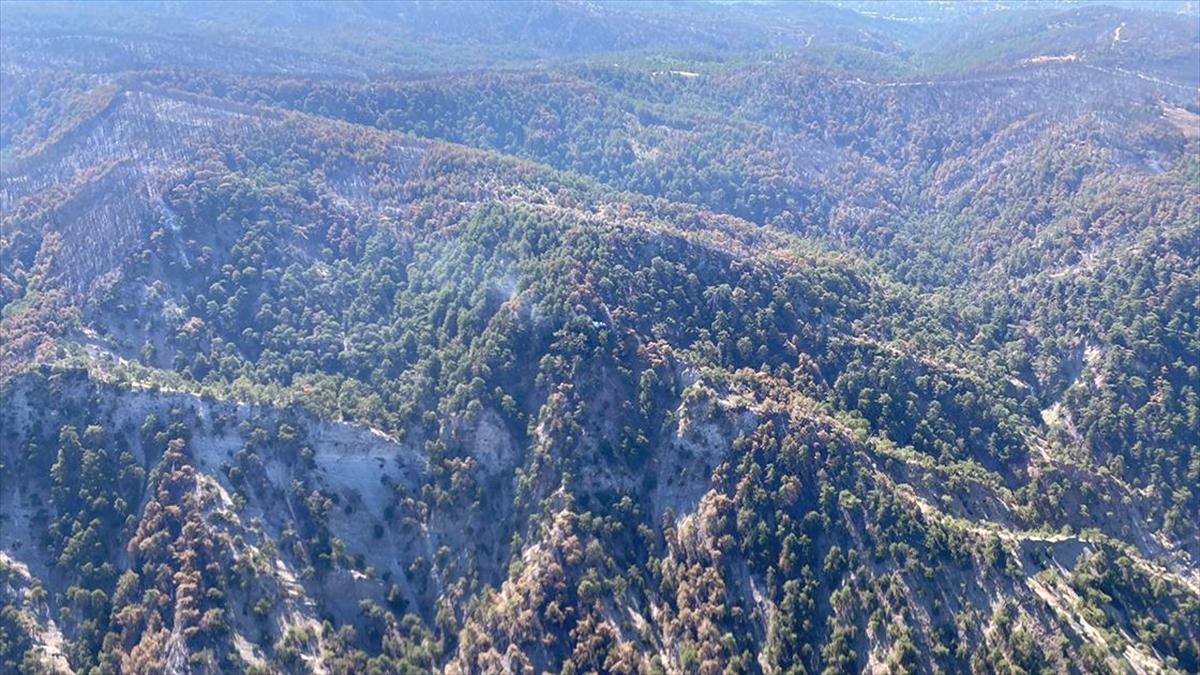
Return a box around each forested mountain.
[1,2,1198,673]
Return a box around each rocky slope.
[2,2,1198,673]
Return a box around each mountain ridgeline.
[1,1,1198,674]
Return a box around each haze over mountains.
[1,1,1198,673]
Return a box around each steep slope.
[133,51,1197,274]
[2,84,1197,672]
[2,3,1198,674]
[111,50,1200,525]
